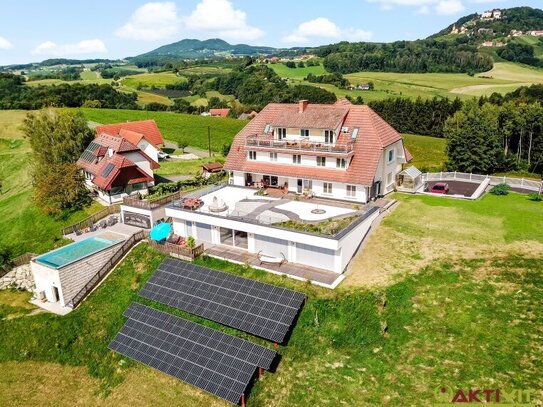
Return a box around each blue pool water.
[36,237,119,269]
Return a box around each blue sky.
[0,0,540,65]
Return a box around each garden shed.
[396,166,423,193]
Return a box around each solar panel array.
[140,257,306,343]
[109,303,277,404]
[79,141,100,163]
[102,163,115,177]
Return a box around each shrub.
[527,192,542,202]
[186,236,196,249]
[490,183,511,196]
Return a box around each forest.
[317,39,493,74]
[0,73,138,110]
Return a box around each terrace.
[169,185,375,237]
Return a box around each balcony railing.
[245,137,354,153]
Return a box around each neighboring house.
[481,41,494,47]
[77,126,161,204]
[225,99,412,202]
[510,30,523,37]
[95,120,164,149]
[481,9,501,20]
[347,84,370,91]
[202,162,224,178]
[209,108,231,118]
[528,30,543,37]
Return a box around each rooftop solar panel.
[140,258,306,343]
[102,162,115,177]
[80,141,100,163]
[110,303,276,404]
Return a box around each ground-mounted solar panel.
[140,258,306,343]
[110,303,277,404]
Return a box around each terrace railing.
[67,230,146,309]
[62,205,121,236]
[147,238,205,261]
[245,137,355,154]
[122,190,185,210]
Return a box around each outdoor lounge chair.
[89,222,97,232]
[257,251,287,266]
[99,220,107,228]
[74,228,83,236]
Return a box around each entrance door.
[297,179,303,194]
[372,181,382,198]
[52,286,60,302]
[303,179,313,192]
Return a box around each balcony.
[245,136,354,154]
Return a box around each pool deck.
[66,223,143,243]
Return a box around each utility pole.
[208,126,211,158]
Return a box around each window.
[388,149,395,163]
[317,156,326,167]
[325,130,334,143]
[277,128,286,139]
[292,154,301,164]
[351,128,359,140]
[269,152,277,162]
[323,182,333,194]
[248,151,257,160]
[336,158,346,168]
[347,185,356,197]
[387,172,393,185]
[301,129,309,138]
[264,124,271,134]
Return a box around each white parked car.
[157,151,170,160]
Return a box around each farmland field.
[121,72,186,89]
[268,62,543,101]
[402,134,447,172]
[80,108,246,152]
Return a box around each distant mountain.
[431,6,543,38]
[129,38,287,61]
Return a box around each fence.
[67,230,145,309]
[122,190,185,210]
[422,172,541,192]
[147,239,205,261]
[62,205,121,235]
[0,252,35,277]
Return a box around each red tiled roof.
[118,128,148,146]
[209,108,230,118]
[95,120,164,146]
[224,100,408,186]
[270,104,349,130]
[91,155,153,191]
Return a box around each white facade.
[165,195,379,274]
[85,179,149,204]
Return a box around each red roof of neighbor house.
[118,128,150,146]
[95,120,164,146]
[90,155,153,191]
[209,108,230,118]
[224,100,410,186]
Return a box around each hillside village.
[0,2,543,407]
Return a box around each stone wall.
[0,264,34,291]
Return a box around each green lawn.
[0,192,541,405]
[80,108,246,152]
[155,157,225,177]
[0,110,102,258]
[402,133,447,172]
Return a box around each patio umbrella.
[149,222,171,241]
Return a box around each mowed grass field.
[80,108,246,152]
[268,62,543,101]
[402,133,447,171]
[121,72,186,89]
[0,192,541,406]
[0,110,102,257]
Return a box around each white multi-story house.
[226,99,411,202]
[156,100,412,283]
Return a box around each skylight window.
[102,163,115,178]
[352,128,359,139]
[264,124,271,134]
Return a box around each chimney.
[298,100,308,113]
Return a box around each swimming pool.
[35,237,121,269]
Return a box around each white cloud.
[0,36,13,50]
[185,0,264,42]
[116,2,181,41]
[435,0,465,15]
[283,18,372,44]
[32,39,107,56]
[367,0,466,15]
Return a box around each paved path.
[164,141,211,158]
[237,198,301,222]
